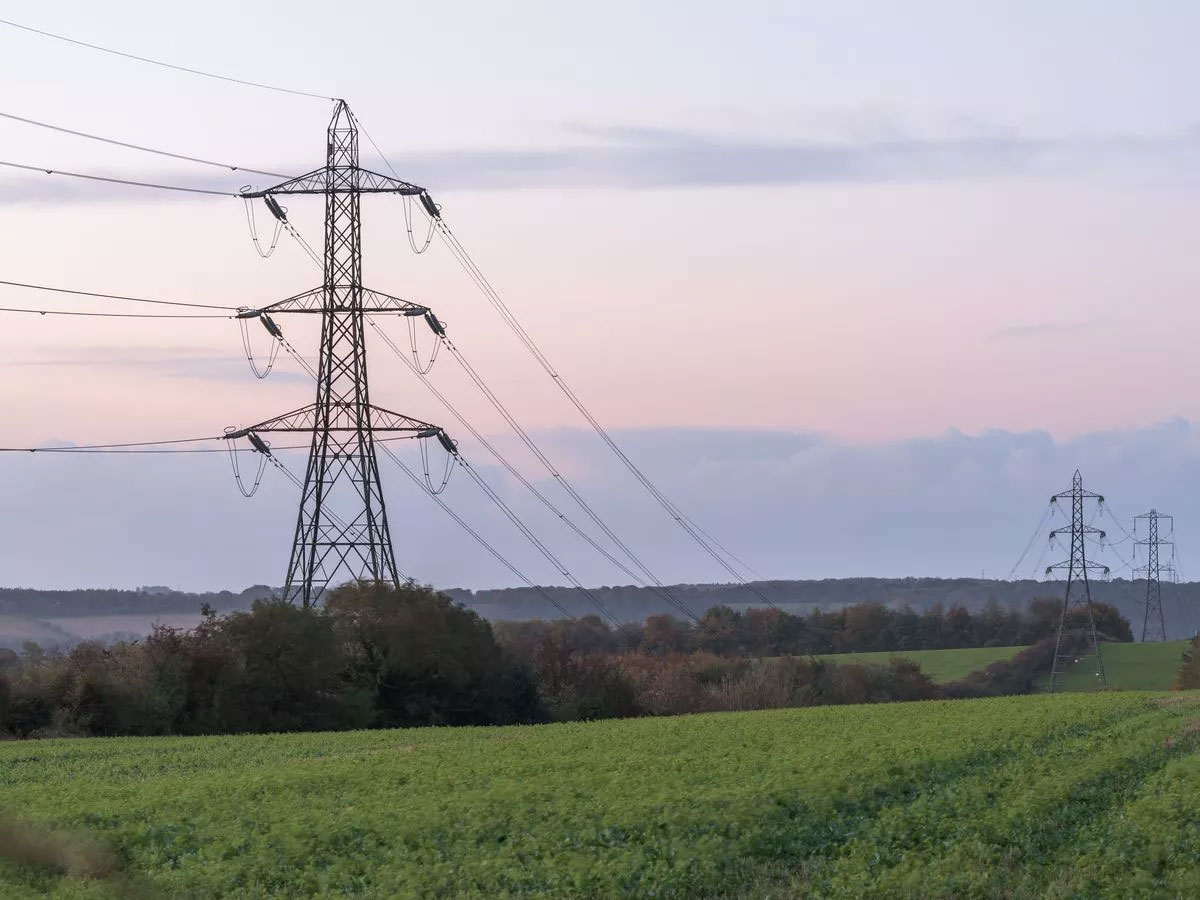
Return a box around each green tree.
[327,581,539,727]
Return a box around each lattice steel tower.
[1134,509,1175,643]
[229,101,441,606]
[1046,469,1109,692]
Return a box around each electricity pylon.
[1046,469,1109,692]
[1134,509,1175,642]
[227,100,442,607]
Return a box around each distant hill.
[448,577,1200,640]
[0,585,276,617]
[2,578,1196,641]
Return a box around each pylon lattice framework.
[1134,509,1175,643]
[229,101,440,606]
[1046,469,1109,692]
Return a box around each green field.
[3,692,1200,898]
[1037,639,1190,692]
[815,645,1026,683]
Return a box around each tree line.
[494,597,1132,659]
[0,584,1133,740]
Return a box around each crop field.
[1037,639,1190,692]
[2,693,1200,898]
[814,644,1025,683]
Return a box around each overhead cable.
[410,322,700,619]
[0,436,221,451]
[368,318,698,622]
[376,442,575,620]
[0,305,230,319]
[271,329,619,625]
[0,278,236,310]
[433,217,780,608]
[0,159,237,196]
[0,17,333,101]
[0,111,289,178]
[1007,503,1053,579]
[272,210,690,619]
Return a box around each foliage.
[495,599,1133,660]
[0,584,538,739]
[1174,635,1200,689]
[813,644,1025,683]
[1,693,1198,897]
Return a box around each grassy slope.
[815,645,1026,683]
[3,693,1200,898]
[1037,639,1190,692]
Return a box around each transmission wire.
[271,334,611,625]
[0,110,289,178]
[1007,503,1053,579]
[369,319,700,622]
[0,305,231,319]
[376,442,576,619]
[0,159,238,195]
[0,17,333,100]
[433,219,778,606]
[0,278,236,310]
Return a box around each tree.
[694,605,745,655]
[640,614,691,655]
[215,600,352,733]
[326,581,539,727]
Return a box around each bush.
[1173,635,1200,690]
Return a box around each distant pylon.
[1046,469,1109,692]
[1134,509,1175,642]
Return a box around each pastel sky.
[1,1,1199,591]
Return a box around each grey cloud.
[985,319,1110,343]
[2,420,1199,596]
[4,125,1200,202]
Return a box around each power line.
[0,436,220,451]
[0,305,230,319]
[0,278,236,310]
[0,159,238,196]
[265,167,691,619]
[369,322,653,586]
[0,111,289,178]
[269,317,641,625]
[368,318,701,622]
[451,454,634,631]
[260,325,583,621]
[352,114,771,609]
[377,442,575,620]
[436,217,781,610]
[1007,503,1053,579]
[0,434,424,454]
[0,17,333,101]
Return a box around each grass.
[1037,639,1190,692]
[814,645,1026,683]
[2,692,1199,897]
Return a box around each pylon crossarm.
[1050,525,1106,538]
[226,403,441,435]
[1046,562,1110,576]
[240,166,423,198]
[247,286,429,316]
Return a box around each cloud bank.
[0,420,1197,592]
[4,124,1200,202]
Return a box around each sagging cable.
[241,192,285,258]
[237,312,283,379]
[224,427,270,497]
[418,428,456,495]
[406,313,441,374]
[404,193,435,254]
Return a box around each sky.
[1,1,1199,591]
